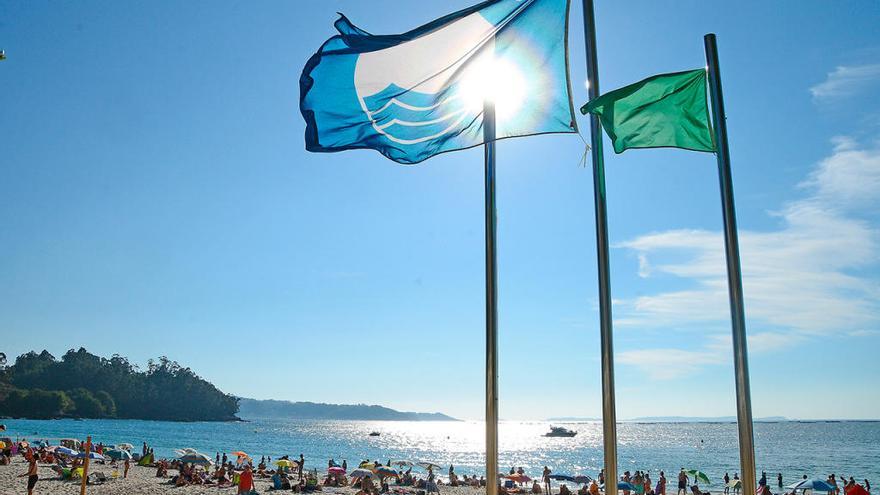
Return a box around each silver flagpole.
[704,33,757,495]
[483,98,499,495]
[581,0,618,489]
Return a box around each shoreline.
[0,456,492,495]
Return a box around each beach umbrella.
[787,480,835,492]
[105,449,133,461]
[0,441,5,449]
[605,482,636,491]
[350,468,375,479]
[574,476,592,485]
[687,471,711,485]
[56,447,78,456]
[417,461,444,471]
[276,459,298,468]
[550,475,577,482]
[360,461,377,469]
[117,443,134,451]
[328,466,346,474]
[231,451,249,458]
[845,485,869,495]
[506,474,532,483]
[375,466,399,477]
[390,460,414,468]
[179,453,213,466]
[727,480,743,489]
[76,451,105,461]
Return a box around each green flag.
[580,69,715,154]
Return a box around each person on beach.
[864,480,870,494]
[239,465,255,494]
[343,460,348,471]
[733,474,741,495]
[299,453,305,480]
[760,472,768,488]
[658,471,667,495]
[679,469,690,495]
[724,473,731,494]
[428,466,441,493]
[543,466,552,495]
[20,454,38,495]
[124,458,130,478]
[778,474,783,488]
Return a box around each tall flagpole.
[484,98,499,495]
[582,0,618,488]
[704,33,757,495]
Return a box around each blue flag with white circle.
[300,0,577,164]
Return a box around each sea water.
[3,419,878,485]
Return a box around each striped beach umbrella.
[375,466,399,478]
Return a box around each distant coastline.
[237,398,459,421]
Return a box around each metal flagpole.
[581,0,618,488]
[704,33,757,495]
[483,98,499,495]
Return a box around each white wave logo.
[354,13,496,145]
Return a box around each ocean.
[2,419,878,485]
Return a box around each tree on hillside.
[0,349,238,421]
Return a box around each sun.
[459,55,527,121]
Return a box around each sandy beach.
[0,456,489,495]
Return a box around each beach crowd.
[0,436,873,495]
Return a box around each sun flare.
[459,56,527,121]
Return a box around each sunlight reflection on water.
[5,419,879,483]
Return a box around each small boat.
[544,426,577,437]
[369,431,381,437]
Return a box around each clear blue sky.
[2,1,879,421]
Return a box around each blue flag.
[300,0,577,164]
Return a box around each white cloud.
[810,64,880,102]
[617,348,720,380]
[614,137,880,379]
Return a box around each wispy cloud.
[615,137,880,379]
[810,63,880,102]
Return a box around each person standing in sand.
[724,473,730,494]
[658,471,667,495]
[20,454,38,495]
[543,466,552,495]
[124,458,130,479]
